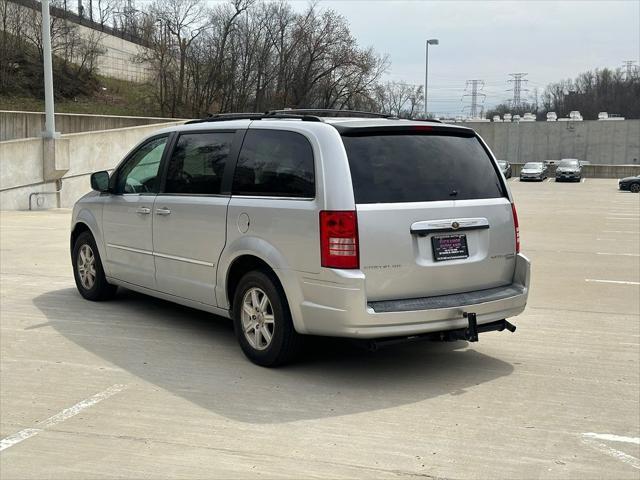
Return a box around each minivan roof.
[158,115,473,136]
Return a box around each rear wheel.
[630,182,640,193]
[232,270,302,366]
[72,231,117,301]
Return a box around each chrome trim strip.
[107,243,153,255]
[231,195,314,201]
[153,251,215,267]
[107,244,214,267]
[410,218,490,236]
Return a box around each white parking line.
[581,178,586,183]
[603,230,637,234]
[583,433,640,445]
[581,433,640,469]
[596,252,640,257]
[0,384,127,452]
[585,279,640,286]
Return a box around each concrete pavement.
[1,179,638,479]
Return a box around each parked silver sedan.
[520,162,548,181]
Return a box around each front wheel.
[72,231,117,301]
[232,270,302,367]
[630,183,640,193]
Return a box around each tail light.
[320,210,359,269]
[511,203,520,253]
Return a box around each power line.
[507,73,528,109]
[462,79,485,118]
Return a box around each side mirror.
[90,171,110,192]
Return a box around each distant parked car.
[555,158,582,182]
[520,162,548,181]
[497,160,512,178]
[618,175,640,193]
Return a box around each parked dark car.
[618,175,640,193]
[497,160,512,178]
[520,162,548,181]
[555,158,582,182]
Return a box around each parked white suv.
[71,110,530,366]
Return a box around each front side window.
[164,132,234,195]
[116,136,167,194]
[232,130,315,198]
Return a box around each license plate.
[431,234,469,261]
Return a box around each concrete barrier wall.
[1,121,184,210]
[465,120,640,166]
[1,111,181,141]
[2,120,638,211]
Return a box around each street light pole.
[41,0,56,138]
[424,38,439,118]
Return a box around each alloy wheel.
[241,287,275,350]
[77,244,96,290]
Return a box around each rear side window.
[342,133,504,204]
[232,130,315,198]
[164,132,234,195]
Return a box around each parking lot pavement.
[1,179,638,479]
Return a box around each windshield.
[524,162,543,169]
[559,159,579,167]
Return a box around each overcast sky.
[291,0,640,116]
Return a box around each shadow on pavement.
[33,287,514,424]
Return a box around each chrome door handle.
[156,207,171,216]
[136,207,151,215]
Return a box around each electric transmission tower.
[622,60,638,80]
[508,73,529,110]
[462,80,485,118]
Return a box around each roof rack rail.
[267,109,396,119]
[185,112,324,124]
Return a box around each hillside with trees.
[1,0,638,119]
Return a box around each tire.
[72,231,117,301]
[630,183,640,193]
[232,270,303,367]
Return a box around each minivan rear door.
[341,126,516,302]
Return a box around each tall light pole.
[424,38,439,118]
[41,0,56,138]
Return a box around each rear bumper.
[294,254,531,339]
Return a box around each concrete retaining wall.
[6,0,153,82]
[0,121,183,210]
[1,111,181,141]
[465,120,640,166]
[2,120,638,211]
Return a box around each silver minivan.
[71,111,530,366]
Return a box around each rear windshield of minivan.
[341,132,505,204]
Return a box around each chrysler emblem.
[451,221,460,230]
